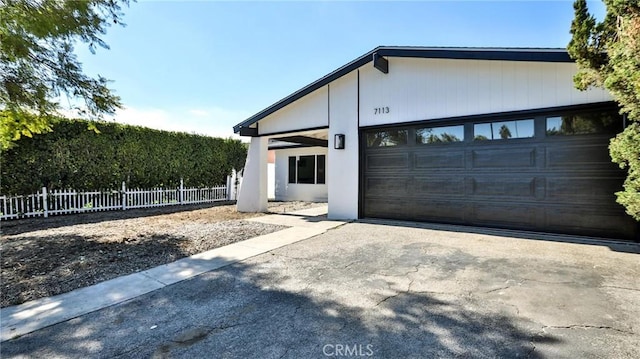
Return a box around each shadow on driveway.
[0,258,558,358]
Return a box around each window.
[317,155,326,184]
[416,125,464,144]
[474,119,534,140]
[546,110,623,136]
[288,154,326,184]
[366,129,408,147]
[288,156,296,183]
[297,155,315,184]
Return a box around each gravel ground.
[0,201,324,308]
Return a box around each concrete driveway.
[2,220,639,358]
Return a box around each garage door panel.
[363,198,407,219]
[471,147,536,168]
[365,153,410,170]
[365,198,467,223]
[470,177,537,198]
[365,177,409,196]
[544,207,636,238]
[407,200,468,223]
[546,177,623,203]
[414,150,465,169]
[471,203,537,228]
[413,177,465,196]
[546,144,615,169]
[366,176,467,198]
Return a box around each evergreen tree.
[498,125,512,139]
[568,0,640,220]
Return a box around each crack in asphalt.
[291,304,301,325]
[483,285,515,294]
[601,285,640,292]
[278,346,291,359]
[375,264,423,306]
[542,325,635,335]
[520,278,575,285]
[277,303,305,359]
[407,277,415,293]
[525,340,536,359]
[343,261,360,270]
[375,292,402,307]
[112,345,142,358]
[269,252,324,264]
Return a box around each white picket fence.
[1,175,240,221]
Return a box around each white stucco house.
[234,47,638,240]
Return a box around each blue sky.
[74,0,606,139]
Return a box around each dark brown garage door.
[361,106,638,240]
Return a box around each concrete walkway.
[0,205,343,342]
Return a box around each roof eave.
[233,47,378,133]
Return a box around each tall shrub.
[0,119,247,195]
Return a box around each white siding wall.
[268,163,275,199]
[258,86,329,135]
[328,72,359,219]
[275,147,328,202]
[359,58,612,127]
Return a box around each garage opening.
[361,105,638,240]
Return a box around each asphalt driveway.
[2,220,639,358]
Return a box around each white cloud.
[107,106,251,140]
[187,109,211,117]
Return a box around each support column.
[237,136,268,212]
[328,72,359,220]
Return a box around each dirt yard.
[0,201,324,308]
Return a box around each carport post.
[237,136,268,212]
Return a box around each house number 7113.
[374,107,390,115]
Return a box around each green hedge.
[0,119,247,195]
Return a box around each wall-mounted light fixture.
[334,134,345,149]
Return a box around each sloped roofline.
[233,46,572,133]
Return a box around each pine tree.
[568,0,640,221]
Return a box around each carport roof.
[233,46,572,134]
